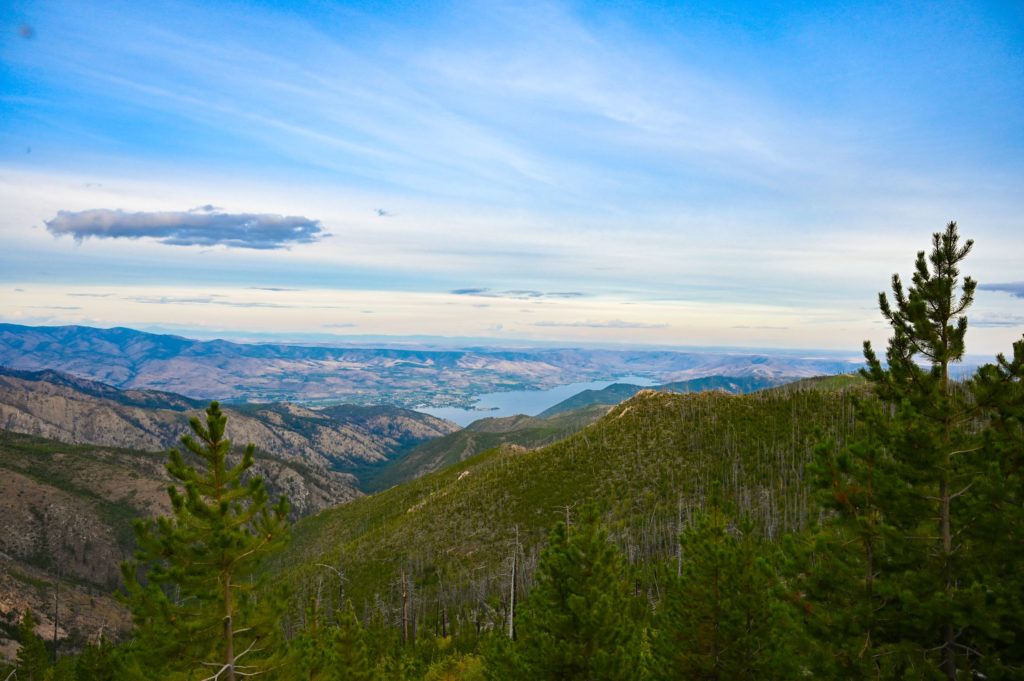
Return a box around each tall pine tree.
[860,221,979,678]
[120,401,290,681]
[804,221,993,678]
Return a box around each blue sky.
[1,0,1022,353]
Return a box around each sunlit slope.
[279,384,861,610]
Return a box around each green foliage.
[43,656,76,681]
[805,222,1024,679]
[283,600,372,681]
[651,511,799,680]
[71,638,118,681]
[15,610,51,681]
[858,222,978,677]
[495,513,643,681]
[119,401,290,680]
[964,338,1024,679]
[421,652,486,681]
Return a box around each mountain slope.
[0,430,354,650]
[369,374,788,491]
[0,367,456,489]
[363,404,610,491]
[277,383,862,627]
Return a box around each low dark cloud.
[323,322,358,328]
[534,319,668,329]
[46,208,327,249]
[450,288,587,300]
[68,292,113,298]
[249,286,303,292]
[979,282,1024,299]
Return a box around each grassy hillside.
[368,374,792,491]
[277,383,862,630]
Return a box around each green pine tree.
[858,221,980,678]
[504,513,642,681]
[43,656,76,681]
[964,338,1024,679]
[284,600,372,681]
[651,511,798,681]
[73,637,118,681]
[805,414,903,678]
[120,401,290,680]
[15,610,50,681]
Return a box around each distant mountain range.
[0,323,862,408]
[0,366,456,500]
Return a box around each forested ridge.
[3,223,1022,680]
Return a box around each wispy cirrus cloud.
[451,288,586,299]
[970,313,1024,328]
[124,295,344,310]
[46,208,327,249]
[534,319,668,329]
[127,295,290,309]
[979,282,1024,299]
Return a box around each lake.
[418,376,656,427]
